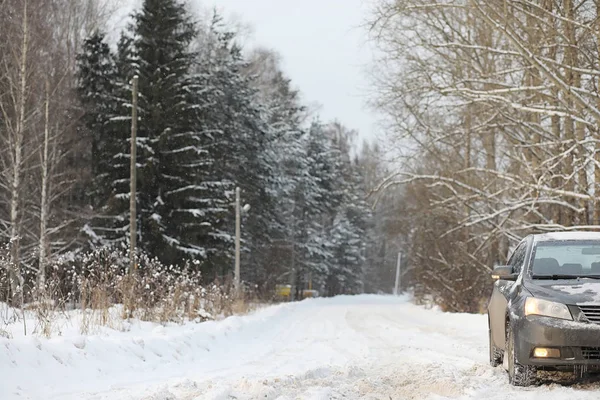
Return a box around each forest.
[369,0,600,312]
[0,0,403,317]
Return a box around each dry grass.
[230,299,250,315]
[32,296,56,338]
[0,247,252,338]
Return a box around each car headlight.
[525,297,572,320]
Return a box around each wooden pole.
[39,79,50,287]
[130,75,138,273]
[234,187,241,295]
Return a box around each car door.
[489,239,528,350]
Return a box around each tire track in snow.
[34,296,600,400]
[186,299,600,400]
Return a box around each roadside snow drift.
[3,295,600,399]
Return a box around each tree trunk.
[595,0,600,226]
[8,0,29,303]
[38,79,50,288]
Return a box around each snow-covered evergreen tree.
[76,32,130,247]
[75,5,378,294]
[77,1,233,268]
[287,122,340,295]
[355,142,402,294]
[77,33,114,206]
[239,48,310,291]
[127,0,234,266]
[187,16,273,278]
[319,123,370,295]
[328,166,371,295]
[328,212,364,294]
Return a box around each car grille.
[582,347,600,360]
[578,305,600,324]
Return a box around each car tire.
[489,320,503,367]
[506,323,536,387]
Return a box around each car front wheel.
[506,323,537,386]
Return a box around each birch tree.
[0,0,33,302]
[0,0,110,302]
[369,0,600,310]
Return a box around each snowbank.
[8,294,596,400]
[0,295,408,400]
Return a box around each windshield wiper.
[532,274,600,280]
[532,274,582,280]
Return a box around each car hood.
[525,279,600,305]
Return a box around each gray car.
[488,232,600,386]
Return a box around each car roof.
[532,231,600,243]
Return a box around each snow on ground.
[2,295,600,400]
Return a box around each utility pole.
[289,210,296,301]
[129,75,138,274]
[394,251,402,295]
[234,186,241,296]
[290,241,296,301]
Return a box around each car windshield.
[531,240,600,277]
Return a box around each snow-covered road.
[4,295,600,399]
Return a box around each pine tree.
[317,122,370,296]
[288,121,344,296]
[75,6,377,295]
[328,212,364,294]
[356,142,399,294]
[76,32,128,247]
[128,0,234,266]
[240,48,311,291]
[328,165,370,295]
[192,17,278,280]
[78,1,233,268]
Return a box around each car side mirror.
[492,265,517,281]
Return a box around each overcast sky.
[206,0,380,145]
[109,0,381,145]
